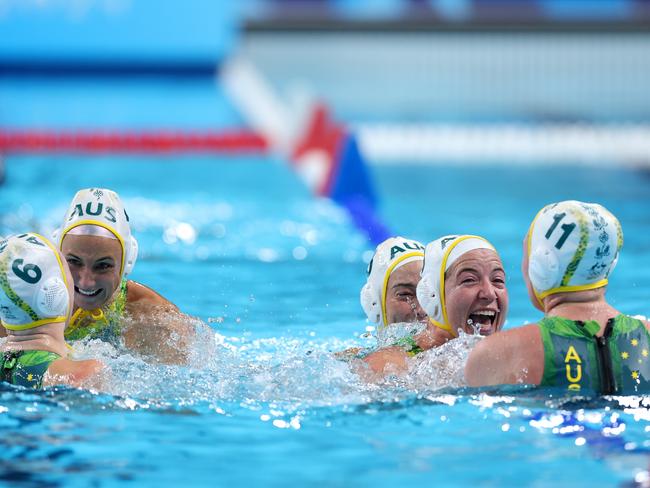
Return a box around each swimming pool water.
[0,158,649,487]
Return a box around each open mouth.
[467,309,498,335]
[75,286,102,298]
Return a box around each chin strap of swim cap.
[0,233,70,331]
[67,307,107,334]
[428,317,458,338]
[527,201,621,305]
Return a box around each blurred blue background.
[0,0,237,62]
[1,0,646,64]
[2,0,649,129]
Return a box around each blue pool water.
[1,157,649,487]
[0,71,649,487]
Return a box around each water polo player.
[337,236,426,361]
[362,234,509,374]
[360,236,427,327]
[0,233,104,389]
[415,234,508,345]
[465,200,650,394]
[54,188,194,364]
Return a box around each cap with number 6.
[0,233,71,330]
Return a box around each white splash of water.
[375,321,427,349]
[67,321,391,408]
[64,315,487,409]
[405,331,483,392]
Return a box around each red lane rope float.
[0,130,268,154]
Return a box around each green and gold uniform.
[0,350,60,389]
[65,279,128,344]
[539,314,650,394]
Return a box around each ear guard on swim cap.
[528,247,560,292]
[417,235,496,334]
[0,233,70,331]
[123,235,138,276]
[56,188,138,278]
[360,281,380,324]
[415,274,439,319]
[527,200,623,301]
[359,236,424,327]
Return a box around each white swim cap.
[54,188,138,278]
[360,236,424,327]
[0,233,70,330]
[527,200,623,302]
[416,235,496,336]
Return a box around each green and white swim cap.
[527,200,623,302]
[360,236,424,327]
[417,235,496,336]
[54,188,138,278]
[0,233,70,330]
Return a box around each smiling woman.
[362,234,509,375]
[53,188,196,365]
[360,236,426,327]
[422,236,508,341]
[62,232,123,313]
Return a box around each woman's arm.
[45,357,106,389]
[465,325,543,387]
[122,280,195,365]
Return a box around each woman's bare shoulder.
[465,323,542,386]
[126,280,178,310]
[476,323,541,351]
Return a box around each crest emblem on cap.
[440,236,457,250]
